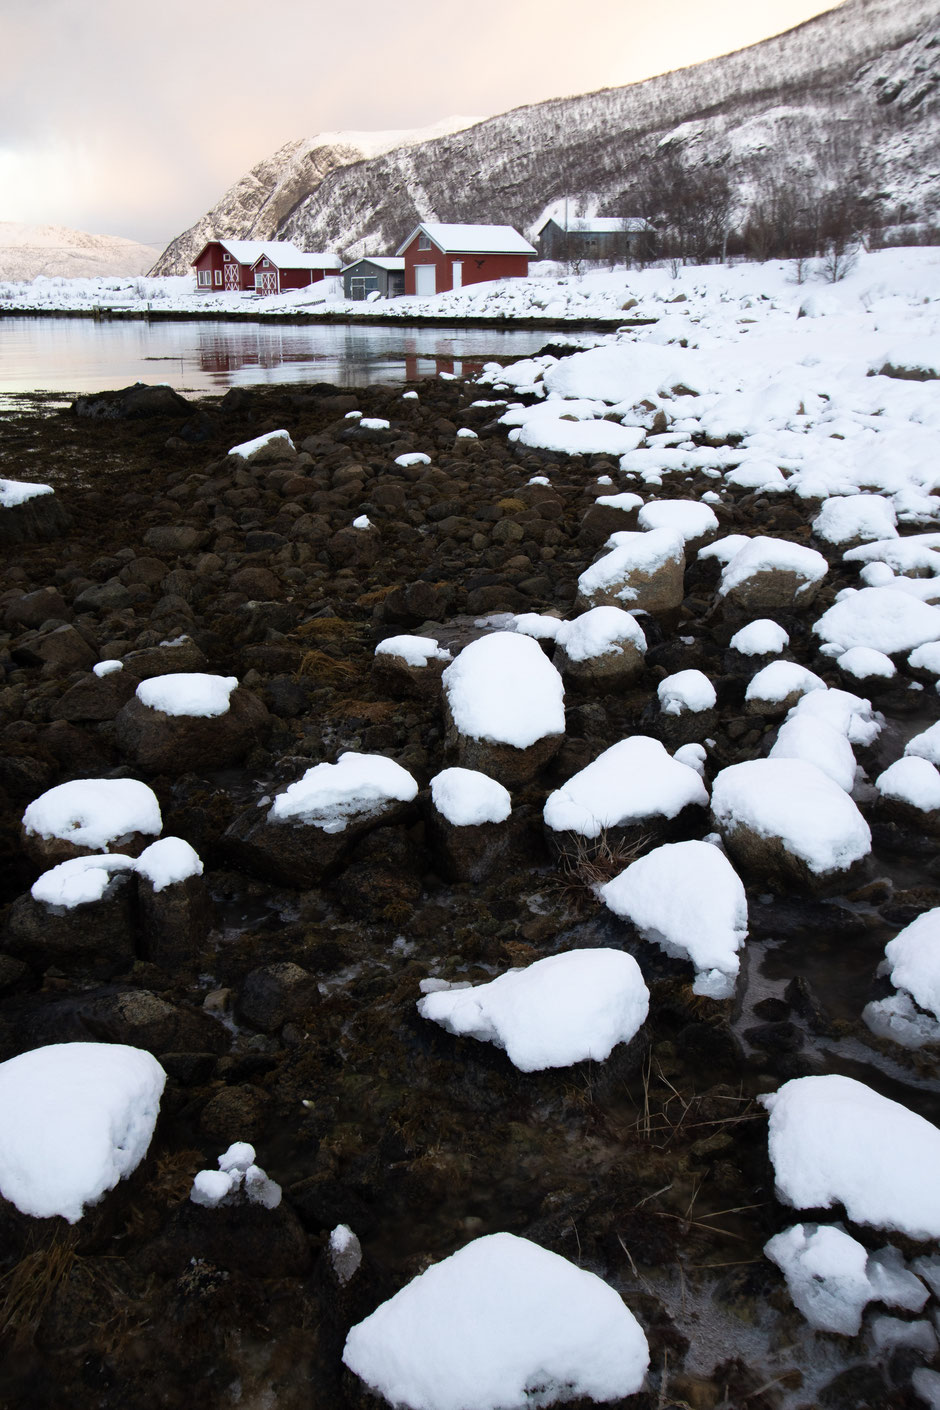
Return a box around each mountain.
[0,224,162,281]
[153,0,939,275]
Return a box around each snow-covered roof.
[194,239,340,269]
[396,223,536,257]
[536,217,651,234]
[341,256,405,272]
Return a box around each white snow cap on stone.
[544,736,708,839]
[136,673,238,718]
[269,752,419,832]
[786,686,881,747]
[637,499,718,542]
[814,587,940,655]
[0,1042,165,1223]
[905,721,940,766]
[22,777,162,851]
[718,536,828,598]
[442,632,564,749]
[93,659,123,677]
[812,495,898,546]
[375,635,452,666]
[876,757,940,813]
[711,758,871,875]
[730,619,790,656]
[191,1141,282,1210]
[883,909,940,1022]
[228,428,295,459]
[673,742,707,776]
[769,714,858,792]
[330,1223,363,1285]
[394,452,431,467]
[430,768,511,827]
[595,491,643,512]
[359,417,389,431]
[909,642,940,676]
[577,528,683,605]
[698,534,750,566]
[764,1224,918,1337]
[135,836,203,892]
[745,661,826,704]
[762,1074,940,1240]
[0,477,54,508]
[657,669,716,715]
[343,1231,649,1409]
[512,612,564,641]
[556,606,647,661]
[30,853,136,908]
[837,646,896,680]
[352,514,373,529]
[599,839,747,999]
[418,949,649,1071]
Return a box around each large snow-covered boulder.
[21,777,162,866]
[874,757,940,835]
[373,634,453,700]
[115,672,270,773]
[553,606,647,689]
[427,767,513,883]
[599,839,747,999]
[717,536,828,615]
[225,752,419,887]
[762,1075,940,1241]
[637,498,719,554]
[343,1232,649,1409]
[710,758,871,892]
[812,494,898,548]
[442,632,565,785]
[0,1042,165,1223]
[576,528,686,617]
[418,949,649,1071]
[4,854,138,974]
[544,736,708,850]
[744,661,827,718]
[814,587,940,656]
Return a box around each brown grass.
[0,1232,77,1345]
[296,648,358,682]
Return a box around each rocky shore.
[1,372,938,1410]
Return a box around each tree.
[634,148,733,265]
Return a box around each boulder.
[237,962,320,1033]
[3,869,137,975]
[70,382,192,420]
[115,684,269,773]
[576,529,685,617]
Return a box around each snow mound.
[876,757,940,812]
[814,588,940,655]
[544,737,708,839]
[730,620,789,656]
[718,536,828,598]
[769,714,858,792]
[419,949,648,1072]
[30,853,136,908]
[883,908,940,1023]
[762,1075,940,1241]
[228,429,295,459]
[0,477,54,508]
[135,836,203,892]
[905,721,940,766]
[442,632,564,748]
[135,672,239,718]
[269,752,418,832]
[657,669,716,715]
[555,606,647,661]
[637,499,718,541]
[375,635,452,666]
[599,839,747,999]
[837,646,896,680]
[430,768,511,827]
[745,661,826,703]
[812,495,898,545]
[343,1231,649,1409]
[22,777,162,851]
[765,1224,927,1336]
[0,1042,165,1222]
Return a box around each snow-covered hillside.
[153,0,939,275]
[0,224,161,281]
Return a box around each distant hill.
[153,0,939,274]
[0,224,162,281]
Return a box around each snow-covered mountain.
[154,0,939,274]
[0,224,162,281]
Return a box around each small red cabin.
[192,239,340,293]
[395,223,536,297]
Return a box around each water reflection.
[0,317,551,405]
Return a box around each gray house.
[342,256,406,300]
[536,217,652,263]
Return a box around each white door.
[224,262,239,290]
[415,263,436,296]
[451,261,463,289]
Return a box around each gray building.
[342,256,406,300]
[536,217,651,263]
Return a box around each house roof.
[536,216,651,236]
[341,256,406,272]
[193,238,340,269]
[395,223,536,257]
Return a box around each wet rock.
[139,871,213,974]
[70,382,193,420]
[3,870,137,974]
[332,826,425,921]
[122,636,210,679]
[0,492,71,546]
[49,668,138,722]
[3,587,71,631]
[144,1195,310,1280]
[237,962,321,1033]
[199,1083,270,1144]
[115,684,270,773]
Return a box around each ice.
[814,588,940,655]
[555,605,647,661]
[418,948,649,1071]
[134,836,203,892]
[870,1316,937,1358]
[330,1224,362,1285]
[375,634,452,666]
[876,757,940,812]
[228,429,295,459]
[544,736,708,839]
[343,1232,649,1409]
[729,619,789,655]
[136,672,238,718]
[764,1223,874,1335]
[22,777,162,851]
[442,632,564,748]
[269,752,418,832]
[711,758,871,874]
[745,660,826,703]
[762,1075,940,1240]
[430,768,511,827]
[0,1042,165,1223]
[812,495,898,545]
[657,669,716,715]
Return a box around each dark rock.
[237,962,320,1033]
[49,669,138,722]
[70,382,192,420]
[3,870,138,975]
[115,685,270,773]
[139,872,213,974]
[3,587,71,631]
[0,493,71,546]
[144,1196,310,1279]
[123,635,209,678]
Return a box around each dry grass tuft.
[296,648,358,682]
[550,829,653,903]
[0,1232,78,1345]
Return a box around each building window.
[197,270,212,286]
[262,258,269,267]
[418,234,430,250]
[214,270,222,285]
[223,251,232,261]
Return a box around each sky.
[2,0,841,250]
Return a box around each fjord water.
[0,316,557,405]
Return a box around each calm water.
[0,317,561,406]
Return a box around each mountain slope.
[0,224,162,281]
[154,0,939,274]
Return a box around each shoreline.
[0,306,655,332]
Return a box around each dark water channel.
[0,317,560,407]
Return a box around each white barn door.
[451,261,463,289]
[415,264,436,296]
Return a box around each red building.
[395,223,536,296]
[192,240,340,293]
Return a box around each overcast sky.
[3,0,840,248]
